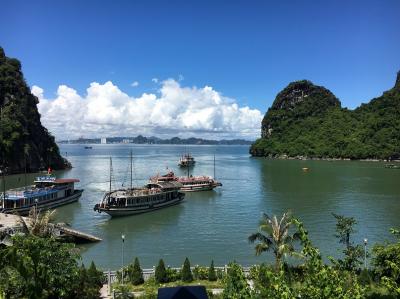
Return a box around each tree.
[181,257,193,282]
[332,213,363,271]
[248,211,298,270]
[222,262,251,299]
[208,260,217,281]
[0,235,80,298]
[373,228,400,296]
[155,259,167,283]
[128,257,144,285]
[18,208,56,237]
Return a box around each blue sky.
[1,0,399,139]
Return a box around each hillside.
[0,47,70,174]
[250,72,400,160]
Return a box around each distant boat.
[302,167,309,171]
[152,155,222,192]
[84,146,93,149]
[385,164,400,169]
[93,152,185,217]
[151,171,222,192]
[178,153,196,167]
[0,173,83,215]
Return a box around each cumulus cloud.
[151,78,159,83]
[130,81,139,87]
[33,80,262,140]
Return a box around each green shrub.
[181,257,193,282]
[128,257,144,285]
[155,259,167,283]
[222,262,250,299]
[193,265,208,280]
[208,260,217,281]
[166,268,180,282]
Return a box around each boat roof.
[34,176,80,184]
[147,181,182,189]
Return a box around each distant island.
[0,47,70,174]
[59,136,253,145]
[250,72,400,160]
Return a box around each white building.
[101,138,107,144]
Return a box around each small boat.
[93,152,185,217]
[84,146,93,149]
[385,164,400,169]
[151,171,222,192]
[302,167,309,171]
[178,153,196,167]
[0,174,83,215]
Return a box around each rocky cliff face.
[251,73,400,160]
[261,80,340,138]
[0,47,70,174]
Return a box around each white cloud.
[131,81,139,87]
[178,74,184,81]
[33,80,262,140]
[151,78,159,83]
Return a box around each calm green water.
[3,144,400,269]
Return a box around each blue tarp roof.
[157,286,208,299]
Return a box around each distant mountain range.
[59,136,253,145]
[250,72,400,160]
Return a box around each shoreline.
[250,154,400,163]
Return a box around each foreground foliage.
[0,235,103,299]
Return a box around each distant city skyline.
[1,0,399,139]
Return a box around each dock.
[0,213,101,244]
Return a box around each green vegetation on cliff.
[250,73,400,160]
[0,47,69,174]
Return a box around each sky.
[1,0,399,140]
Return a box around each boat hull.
[95,195,184,217]
[1,190,84,216]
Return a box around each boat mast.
[109,157,112,193]
[214,154,216,179]
[130,150,133,190]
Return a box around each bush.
[155,259,167,283]
[193,265,208,280]
[128,257,144,285]
[208,260,217,281]
[166,268,180,282]
[222,262,251,299]
[181,257,193,282]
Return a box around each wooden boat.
[93,153,185,217]
[385,164,400,169]
[152,155,222,192]
[178,153,196,167]
[0,174,83,215]
[151,171,222,192]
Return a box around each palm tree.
[18,208,56,237]
[248,211,298,270]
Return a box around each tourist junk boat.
[0,171,83,215]
[151,171,222,192]
[93,153,185,217]
[151,155,222,192]
[178,153,196,167]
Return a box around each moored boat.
[151,171,222,192]
[93,181,185,217]
[178,153,196,167]
[93,152,185,217]
[0,175,83,215]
